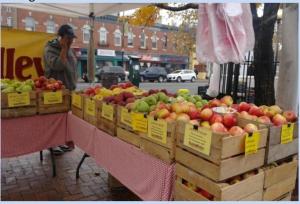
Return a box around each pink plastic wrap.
[196,3,254,64]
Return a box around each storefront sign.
[97,49,115,56]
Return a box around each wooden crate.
[1,91,37,118]
[97,101,117,136]
[176,147,265,182]
[176,120,268,165]
[238,116,298,164]
[275,192,292,201]
[83,96,101,126]
[116,127,141,148]
[174,163,264,201]
[71,92,84,119]
[37,89,70,114]
[263,156,298,201]
[140,137,175,164]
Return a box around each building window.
[6,7,12,13]
[140,30,146,48]
[25,16,35,31]
[151,33,157,49]
[82,25,90,44]
[114,29,122,47]
[46,20,55,33]
[127,31,134,47]
[99,27,107,45]
[163,34,168,49]
[7,17,12,27]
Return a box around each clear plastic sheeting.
[196,3,255,64]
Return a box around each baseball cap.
[57,24,77,38]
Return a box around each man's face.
[65,36,74,47]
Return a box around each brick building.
[1,6,188,78]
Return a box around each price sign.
[183,124,212,156]
[102,103,114,121]
[7,92,30,107]
[121,107,132,127]
[148,117,168,144]
[85,98,95,116]
[245,132,260,155]
[281,123,294,144]
[72,93,82,109]
[43,91,62,104]
[131,112,148,133]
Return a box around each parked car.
[139,67,168,82]
[167,69,197,82]
[95,66,126,82]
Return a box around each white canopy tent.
[3,3,147,82]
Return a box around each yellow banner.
[1,28,54,80]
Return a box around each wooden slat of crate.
[83,97,99,126]
[264,156,298,188]
[174,181,210,201]
[263,175,297,201]
[140,137,175,164]
[116,127,140,147]
[276,192,292,201]
[175,163,264,201]
[240,191,263,201]
[176,121,268,165]
[116,105,134,131]
[37,89,70,114]
[141,121,176,150]
[176,147,265,182]
[269,122,298,145]
[1,91,37,118]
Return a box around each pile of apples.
[34,76,64,91]
[182,180,213,200]
[1,79,34,93]
[83,85,102,96]
[103,92,135,106]
[234,102,297,126]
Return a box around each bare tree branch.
[153,3,198,11]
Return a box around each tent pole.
[87,3,95,83]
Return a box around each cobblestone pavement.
[1,147,140,201]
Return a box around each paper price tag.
[245,132,260,155]
[131,112,148,133]
[43,91,62,104]
[121,107,132,127]
[183,124,212,156]
[72,93,82,109]
[85,98,95,116]
[7,92,30,107]
[148,117,168,144]
[102,103,114,121]
[281,123,294,144]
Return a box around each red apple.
[244,123,258,133]
[223,114,237,128]
[209,113,223,125]
[156,108,170,119]
[229,126,246,137]
[209,99,221,108]
[283,111,297,122]
[231,104,240,111]
[272,114,288,126]
[221,95,233,106]
[169,112,177,120]
[188,107,200,120]
[126,97,135,104]
[176,113,190,122]
[34,80,42,88]
[200,108,213,121]
[239,102,251,112]
[211,122,227,133]
[257,116,272,124]
[198,189,214,200]
[248,105,264,117]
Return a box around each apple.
[272,114,288,126]
[209,113,223,125]
[188,107,200,120]
[283,111,297,122]
[200,108,213,121]
[229,126,246,137]
[231,104,240,111]
[172,102,189,114]
[239,111,252,120]
[201,121,211,128]
[244,123,258,133]
[265,108,276,118]
[198,189,214,200]
[156,108,170,119]
[221,95,233,106]
[169,112,177,120]
[211,122,227,133]
[223,114,237,128]
[189,120,199,126]
[176,113,190,122]
[209,99,221,108]
[248,105,264,117]
[239,102,251,112]
[181,103,190,113]
[270,105,282,114]
[257,116,272,124]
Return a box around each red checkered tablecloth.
[1,113,68,158]
[67,112,175,201]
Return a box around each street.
[76,80,209,95]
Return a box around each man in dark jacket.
[44,24,77,155]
